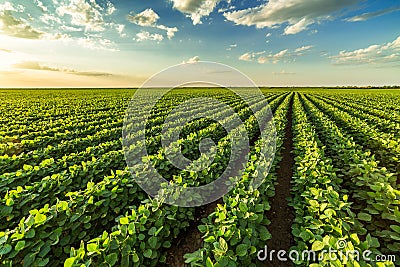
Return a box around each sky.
[0,0,399,87]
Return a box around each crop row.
[301,94,400,256]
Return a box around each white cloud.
[106,1,116,15]
[116,24,126,37]
[34,0,48,12]
[157,25,178,39]
[258,49,289,64]
[127,8,159,27]
[182,56,200,64]
[60,25,82,32]
[0,10,44,39]
[224,0,359,35]
[331,36,400,66]
[127,8,178,39]
[284,17,312,35]
[40,14,62,24]
[0,2,24,12]
[346,6,400,22]
[170,0,221,25]
[135,31,164,42]
[240,45,314,64]
[295,45,313,53]
[56,0,108,32]
[76,36,119,51]
[239,51,265,62]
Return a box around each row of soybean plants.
[58,93,288,267]
[300,94,399,258]
[0,92,129,134]
[317,94,400,124]
[0,97,173,173]
[0,92,260,173]
[312,95,400,139]
[0,93,287,266]
[184,93,293,267]
[0,93,251,186]
[330,93,400,115]
[0,93,272,232]
[305,95,400,179]
[289,94,394,267]
[0,96,166,156]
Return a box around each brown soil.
[264,95,295,267]
[163,199,222,267]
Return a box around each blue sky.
[0,0,399,87]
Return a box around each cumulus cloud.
[135,31,164,42]
[240,45,314,64]
[34,0,48,12]
[13,61,114,76]
[223,0,359,35]
[115,24,126,37]
[127,8,178,39]
[0,10,44,39]
[330,36,400,66]
[182,56,200,64]
[170,0,221,25]
[0,2,24,12]
[345,6,400,22]
[56,0,108,32]
[127,8,159,26]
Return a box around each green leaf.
[15,240,25,251]
[34,213,47,224]
[236,244,248,257]
[23,253,36,267]
[204,236,215,243]
[143,249,153,258]
[390,225,400,234]
[219,237,228,253]
[206,257,214,267]
[132,252,139,263]
[106,253,118,266]
[239,203,248,213]
[119,217,129,225]
[299,231,312,241]
[148,236,158,249]
[37,258,50,266]
[0,244,12,255]
[350,233,360,245]
[312,240,324,251]
[357,212,371,222]
[366,234,380,248]
[64,257,75,267]
[87,243,98,253]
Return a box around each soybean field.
[0,88,399,267]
